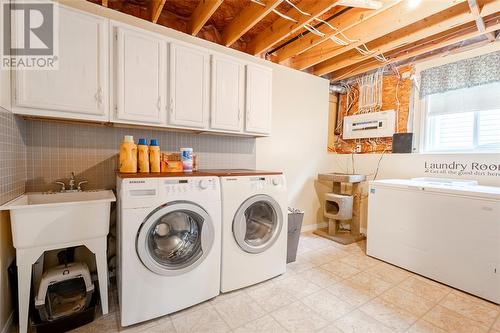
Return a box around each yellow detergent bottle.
[137,138,150,173]
[149,139,161,173]
[119,135,137,173]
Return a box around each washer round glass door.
[137,202,214,276]
[233,195,283,254]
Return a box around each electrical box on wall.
[342,110,396,139]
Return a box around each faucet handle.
[55,181,66,192]
[77,180,88,191]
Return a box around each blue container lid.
[150,139,159,146]
[138,138,147,145]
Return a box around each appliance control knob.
[198,179,208,190]
[272,178,280,186]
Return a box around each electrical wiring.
[267,0,391,66]
[373,148,387,180]
[337,31,359,43]
[314,17,338,31]
[330,35,349,46]
[391,64,402,128]
[272,8,298,22]
[356,69,383,113]
[250,0,265,6]
[285,0,311,16]
[304,24,325,37]
[351,152,355,174]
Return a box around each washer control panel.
[164,177,217,194]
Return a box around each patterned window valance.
[420,51,500,98]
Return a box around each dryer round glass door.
[137,202,214,276]
[233,194,283,254]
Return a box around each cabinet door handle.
[238,109,241,121]
[170,98,174,114]
[246,108,250,123]
[157,97,161,111]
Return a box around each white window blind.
[424,82,500,152]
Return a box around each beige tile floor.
[20,233,500,333]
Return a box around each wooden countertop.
[201,169,283,176]
[116,171,216,178]
[116,169,283,178]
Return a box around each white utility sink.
[1,190,116,249]
[1,189,115,333]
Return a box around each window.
[424,81,500,153]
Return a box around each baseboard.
[1,312,14,333]
[301,222,327,233]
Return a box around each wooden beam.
[331,16,500,80]
[275,6,384,62]
[188,0,224,36]
[222,0,283,47]
[313,1,476,75]
[289,0,466,71]
[102,0,108,7]
[247,0,341,55]
[468,0,488,33]
[337,0,383,9]
[151,0,166,24]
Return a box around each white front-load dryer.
[220,174,287,292]
[116,176,221,326]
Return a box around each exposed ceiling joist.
[188,0,224,36]
[331,15,500,80]
[247,0,341,55]
[150,0,166,24]
[337,0,382,9]
[290,0,466,71]
[274,5,390,63]
[314,1,477,75]
[467,0,498,41]
[222,0,283,47]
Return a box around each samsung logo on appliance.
[129,180,146,184]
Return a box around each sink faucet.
[55,172,88,192]
[69,172,76,191]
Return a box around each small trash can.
[287,207,304,263]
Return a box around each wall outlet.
[355,144,362,153]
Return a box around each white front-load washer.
[220,174,287,292]
[116,176,221,326]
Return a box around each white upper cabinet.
[112,24,166,126]
[210,55,244,132]
[12,6,109,121]
[168,43,210,129]
[245,64,272,135]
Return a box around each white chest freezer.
[367,178,500,304]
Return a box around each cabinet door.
[13,6,109,121]
[113,25,166,125]
[169,43,209,129]
[210,55,244,132]
[245,65,272,135]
